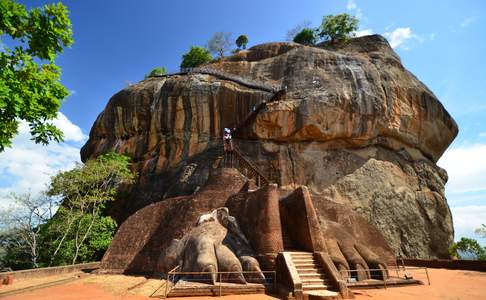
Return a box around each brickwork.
[226,184,284,270]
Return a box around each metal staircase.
[221,146,270,188]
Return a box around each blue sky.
[1,0,485,245]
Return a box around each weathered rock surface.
[82,35,458,258]
[102,169,393,279]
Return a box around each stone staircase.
[289,252,338,298]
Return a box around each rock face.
[82,35,458,258]
[101,169,393,279]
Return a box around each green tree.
[145,67,167,78]
[46,152,135,265]
[235,34,249,50]
[207,32,232,57]
[293,28,317,45]
[285,20,312,41]
[449,237,486,260]
[38,212,116,266]
[180,46,212,70]
[319,13,359,43]
[0,0,73,152]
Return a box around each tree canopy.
[293,28,317,45]
[0,152,135,269]
[207,32,232,57]
[285,20,312,41]
[319,13,359,42]
[145,67,167,78]
[235,35,249,50]
[0,0,73,152]
[180,46,212,70]
[449,237,486,260]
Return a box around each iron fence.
[160,267,276,298]
[338,266,430,289]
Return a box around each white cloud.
[346,0,363,19]
[438,144,486,194]
[384,27,423,49]
[52,112,87,142]
[439,144,486,245]
[460,17,475,28]
[346,0,357,10]
[451,205,486,241]
[0,114,86,208]
[479,132,486,137]
[354,29,373,37]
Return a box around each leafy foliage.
[207,32,232,57]
[145,67,167,78]
[46,152,135,265]
[0,0,73,151]
[0,152,134,269]
[319,13,359,42]
[235,34,249,49]
[38,212,117,266]
[180,46,212,70]
[449,237,486,260]
[293,28,317,45]
[285,20,312,41]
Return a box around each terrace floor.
[1,267,485,299]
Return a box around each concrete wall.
[0,262,100,281]
[403,259,486,272]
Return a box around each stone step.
[304,290,339,300]
[295,262,321,268]
[297,267,325,273]
[302,278,329,285]
[290,254,314,259]
[293,258,316,263]
[300,273,329,279]
[289,252,313,256]
[297,269,326,277]
[302,284,329,291]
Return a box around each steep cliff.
[81,35,458,258]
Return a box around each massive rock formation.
[82,35,458,258]
[101,168,394,281]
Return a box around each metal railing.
[224,147,270,187]
[161,269,276,298]
[339,266,430,289]
[154,67,281,93]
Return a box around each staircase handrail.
[230,145,270,187]
[150,67,281,93]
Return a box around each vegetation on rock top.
[180,46,213,70]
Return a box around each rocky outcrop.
[82,35,458,258]
[102,169,393,280]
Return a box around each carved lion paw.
[158,208,265,284]
[323,221,388,281]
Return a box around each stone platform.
[167,280,269,297]
[347,278,422,289]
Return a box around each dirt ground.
[352,268,486,300]
[1,268,485,299]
